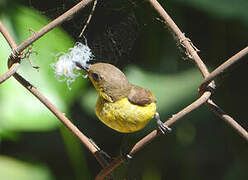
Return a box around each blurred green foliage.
[174,0,248,24]
[0,155,53,180]
[0,0,247,180]
[0,4,73,134]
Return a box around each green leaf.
[0,156,54,180]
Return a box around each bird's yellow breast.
[95,96,156,133]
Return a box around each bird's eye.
[91,73,101,82]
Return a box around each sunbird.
[77,62,171,134]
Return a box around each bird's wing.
[128,85,156,106]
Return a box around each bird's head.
[82,63,130,102]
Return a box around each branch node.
[179,34,200,59]
[21,45,40,71]
[198,83,215,96]
[29,28,37,36]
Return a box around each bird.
[77,62,171,134]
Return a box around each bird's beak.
[74,60,99,74]
[74,61,89,74]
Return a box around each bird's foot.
[155,112,172,134]
[120,147,132,164]
[121,153,133,164]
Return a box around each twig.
[147,0,248,143]
[13,72,111,167]
[14,73,100,154]
[79,0,97,37]
[0,62,20,84]
[12,0,93,56]
[130,92,211,155]
[1,0,94,84]
[199,46,248,141]
[200,46,248,92]
[0,21,17,48]
[206,99,248,141]
[147,0,210,78]
[95,157,123,180]
[0,21,20,84]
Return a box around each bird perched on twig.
[77,62,171,134]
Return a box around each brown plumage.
[88,63,156,106]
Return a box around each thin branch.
[206,99,248,141]
[12,0,93,55]
[13,73,102,157]
[200,46,248,92]
[12,71,112,168]
[129,91,211,155]
[95,157,123,180]
[0,62,19,84]
[79,0,97,37]
[199,47,248,141]
[96,91,212,180]
[0,21,17,48]
[148,0,210,78]
[147,0,248,143]
[1,0,93,84]
[0,21,20,84]
[17,72,97,151]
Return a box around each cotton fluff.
[52,42,93,89]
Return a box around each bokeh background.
[0,0,247,179]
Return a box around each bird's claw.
[157,120,171,134]
[155,112,172,134]
[120,151,132,164]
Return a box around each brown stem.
[148,0,210,78]
[0,21,17,47]
[13,0,93,55]
[147,0,248,143]
[0,21,20,84]
[206,100,248,141]
[200,46,248,92]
